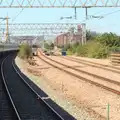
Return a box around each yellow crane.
[0,16,10,43]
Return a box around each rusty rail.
[38,51,120,95]
[60,56,120,74]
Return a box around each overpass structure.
[0,0,119,8]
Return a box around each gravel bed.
[15,57,98,120]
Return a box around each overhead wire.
[11,8,24,23]
[79,8,120,33]
[0,19,5,24]
[11,0,32,23]
[99,9,120,18]
[80,8,120,23]
[79,9,105,23]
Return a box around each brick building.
[55,25,83,46]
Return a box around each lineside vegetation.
[18,43,32,59]
[64,32,120,58]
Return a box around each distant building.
[55,25,83,46]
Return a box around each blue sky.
[0,7,120,34]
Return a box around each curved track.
[0,54,18,120]
[39,51,120,95]
[1,52,74,120]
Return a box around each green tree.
[86,30,98,41]
[50,43,54,50]
[96,32,120,47]
[18,43,32,59]
[44,42,50,49]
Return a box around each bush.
[65,43,79,54]
[67,48,73,55]
[44,42,50,50]
[96,33,120,47]
[87,42,108,58]
[89,44,108,58]
[71,43,79,53]
[44,42,54,50]
[76,44,88,57]
[63,32,120,59]
[109,46,120,53]
[75,41,108,58]
[18,44,32,59]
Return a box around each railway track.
[61,56,120,74]
[1,52,75,120]
[0,54,18,120]
[39,51,120,95]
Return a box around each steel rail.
[1,55,21,120]
[41,53,120,86]
[66,56,120,72]
[12,59,65,120]
[59,56,120,74]
[39,52,120,95]
[1,53,67,120]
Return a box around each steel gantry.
[0,0,120,8]
[0,23,86,44]
[0,23,86,36]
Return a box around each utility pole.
[74,7,77,19]
[85,7,88,20]
[107,103,110,120]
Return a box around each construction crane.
[0,16,10,43]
